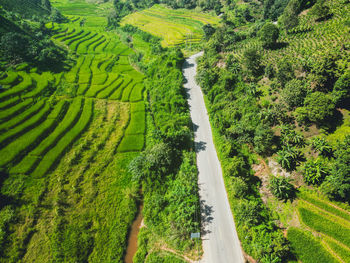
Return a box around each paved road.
[183,52,244,263]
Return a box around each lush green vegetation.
[0,0,154,261]
[121,4,219,47]
[196,0,350,261]
[287,227,337,263]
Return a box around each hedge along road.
[183,52,244,263]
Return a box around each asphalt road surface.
[183,52,244,263]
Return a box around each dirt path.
[183,52,244,263]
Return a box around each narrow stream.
[124,205,143,263]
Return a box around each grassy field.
[121,4,220,47]
[0,0,147,261]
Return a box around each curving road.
[183,52,244,263]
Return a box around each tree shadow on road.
[195,141,207,152]
[200,199,214,237]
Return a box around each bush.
[304,92,335,124]
[276,59,294,86]
[281,79,307,110]
[231,177,249,198]
[258,23,279,49]
[332,70,350,106]
[310,0,330,21]
[321,136,350,202]
[269,175,295,201]
[243,47,263,77]
[303,158,329,185]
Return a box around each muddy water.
[124,205,143,263]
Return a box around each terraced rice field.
[287,190,350,263]
[121,4,220,47]
[0,0,147,261]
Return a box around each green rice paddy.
[0,0,147,261]
[121,4,220,47]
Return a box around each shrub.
[231,177,249,198]
[303,158,329,185]
[321,136,350,202]
[269,175,295,201]
[258,23,279,49]
[304,92,335,124]
[243,47,263,77]
[281,79,307,110]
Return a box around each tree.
[310,137,333,157]
[269,175,295,201]
[0,32,30,63]
[258,22,279,48]
[310,0,330,21]
[243,47,263,77]
[332,70,350,106]
[281,79,307,110]
[50,8,66,23]
[280,125,305,147]
[303,157,329,185]
[304,92,335,124]
[253,124,274,154]
[276,59,294,86]
[203,24,215,40]
[276,146,302,171]
[280,0,299,30]
[321,136,350,202]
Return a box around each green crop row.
[0,71,19,85]
[125,111,145,135]
[0,101,68,167]
[130,102,145,113]
[96,77,123,99]
[0,98,33,123]
[65,56,85,83]
[71,32,97,52]
[33,98,93,177]
[0,97,20,111]
[326,238,350,263]
[0,72,33,102]
[0,100,45,134]
[109,78,132,100]
[117,134,144,152]
[23,72,54,99]
[58,28,84,43]
[129,83,144,102]
[121,82,136,102]
[0,102,52,148]
[53,27,75,39]
[299,207,350,247]
[287,227,337,263]
[11,98,83,174]
[65,31,91,47]
[77,35,104,53]
[298,190,350,222]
